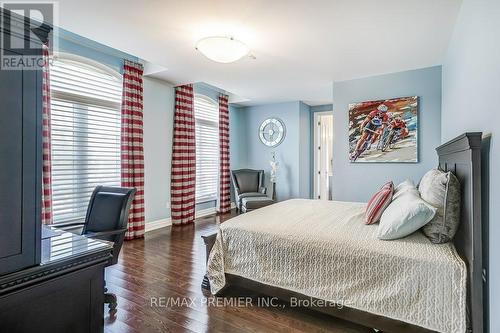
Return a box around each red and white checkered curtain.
[41,44,53,225]
[170,84,196,226]
[218,94,231,213]
[121,60,145,240]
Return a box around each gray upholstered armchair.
[231,169,268,211]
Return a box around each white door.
[313,112,333,200]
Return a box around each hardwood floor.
[104,211,373,333]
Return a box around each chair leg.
[201,274,211,290]
[104,283,118,310]
[105,292,118,310]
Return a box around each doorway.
[313,112,333,200]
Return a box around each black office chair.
[84,186,136,310]
[58,185,136,310]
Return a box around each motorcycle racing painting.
[349,96,418,163]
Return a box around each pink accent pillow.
[365,181,394,225]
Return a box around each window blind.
[194,95,219,202]
[50,57,123,224]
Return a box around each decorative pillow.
[395,179,414,190]
[365,181,394,225]
[377,184,436,240]
[418,169,461,243]
[393,179,417,200]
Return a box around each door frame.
[313,111,333,199]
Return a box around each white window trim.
[194,93,219,204]
[50,54,123,224]
[51,53,122,109]
[53,52,122,80]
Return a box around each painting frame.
[348,96,419,163]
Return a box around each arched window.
[50,55,123,223]
[194,94,219,202]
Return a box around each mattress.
[207,199,467,333]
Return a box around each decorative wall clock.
[259,118,286,147]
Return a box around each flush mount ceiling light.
[195,36,250,63]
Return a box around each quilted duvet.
[207,199,467,333]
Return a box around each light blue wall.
[442,0,499,330]
[229,105,248,170]
[310,104,333,113]
[299,102,311,198]
[332,66,442,202]
[194,82,221,102]
[143,78,175,223]
[237,101,311,200]
[228,105,248,202]
[57,28,137,73]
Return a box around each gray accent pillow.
[418,169,461,243]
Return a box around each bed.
[203,132,484,333]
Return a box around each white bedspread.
[207,199,467,333]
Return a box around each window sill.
[196,197,217,205]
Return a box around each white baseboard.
[195,206,217,218]
[195,202,236,218]
[145,218,171,232]
[145,202,236,233]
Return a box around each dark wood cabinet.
[0,9,45,275]
[0,227,113,333]
[0,11,112,333]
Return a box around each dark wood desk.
[0,226,113,333]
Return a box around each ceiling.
[56,0,462,106]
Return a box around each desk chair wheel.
[105,292,118,310]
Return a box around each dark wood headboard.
[436,132,483,333]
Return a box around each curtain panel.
[121,60,145,239]
[218,94,231,213]
[170,84,196,226]
[41,44,53,225]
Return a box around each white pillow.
[395,179,414,191]
[393,179,417,200]
[378,186,437,240]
